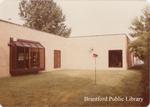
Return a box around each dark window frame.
[108,50,123,68]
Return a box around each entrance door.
[54,50,61,68]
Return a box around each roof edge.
[0,19,22,27]
[0,19,66,39]
[0,19,131,40]
[69,33,128,38]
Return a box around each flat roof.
[0,19,129,39]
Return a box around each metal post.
[95,57,96,85]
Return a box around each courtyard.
[0,70,144,107]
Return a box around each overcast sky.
[0,0,148,36]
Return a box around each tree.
[19,0,71,38]
[129,7,150,64]
[129,7,150,105]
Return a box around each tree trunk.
[141,43,149,106]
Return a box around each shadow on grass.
[129,66,149,106]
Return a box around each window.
[9,38,45,75]
[31,48,39,69]
[109,50,123,67]
[17,47,29,69]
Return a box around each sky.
[0,0,148,36]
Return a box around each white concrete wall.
[0,20,128,77]
[0,21,67,77]
[64,35,128,70]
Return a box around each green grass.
[0,70,144,107]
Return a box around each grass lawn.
[0,70,144,107]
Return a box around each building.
[0,20,131,77]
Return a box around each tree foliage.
[129,7,150,61]
[129,7,150,105]
[19,0,71,37]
